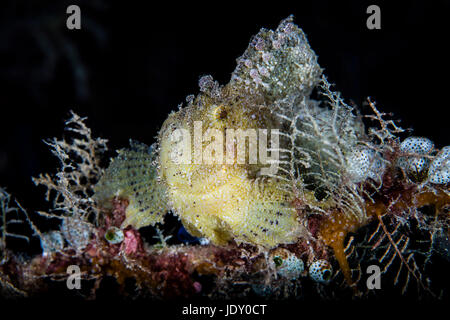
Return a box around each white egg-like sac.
[347,147,385,183]
[104,226,124,244]
[400,137,434,155]
[309,260,333,284]
[428,146,450,185]
[271,248,305,280]
[276,255,305,280]
[397,137,434,181]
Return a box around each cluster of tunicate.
[308,260,333,284]
[104,226,124,244]
[398,137,434,181]
[428,146,450,184]
[271,248,304,280]
[346,146,385,183]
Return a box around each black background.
[0,0,449,312]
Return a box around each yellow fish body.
[158,88,302,247]
[95,16,323,248]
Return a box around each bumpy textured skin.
[230,15,322,102]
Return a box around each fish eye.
[273,256,283,267]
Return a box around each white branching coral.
[33,112,107,220]
[0,188,37,297]
[271,75,369,222]
[1,188,30,261]
[32,111,108,252]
